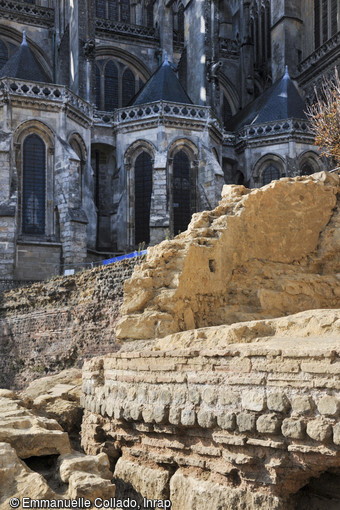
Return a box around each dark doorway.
[135,151,152,245]
[173,150,191,235]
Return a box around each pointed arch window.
[95,59,143,110]
[122,68,135,106]
[104,61,118,111]
[173,2,185,44]
[146,1,154,28]
[95,64,101,109]
[315,0,339,48]
[262,163,280,186]
[173,150,191,234]
[108,0,118,20]
[135,151,152,245]
[22,134,46,235]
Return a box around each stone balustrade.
[298,31,340,74]
[0,77,92,118]
[235,118,313,142]
[95,18,159,41]
[0,0,54,27]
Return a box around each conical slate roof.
[227,67,307,131]
[0,32,50,83]
[130,55,192,106]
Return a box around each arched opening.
[173,1,185,44]
[22,134,46,235]
[135,151,152,245]
[146,0,153,28]
[104,61,119,111]
[262,163,280,186]
[173,150,191,235]
[69,135,86,203]
[122,67,135,107]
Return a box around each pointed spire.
[284,65,289,79]
[21,30,27,46]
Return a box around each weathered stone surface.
[306,419,333,443]
[237,412,256,433]
[68,472,115,499]
[256,414,281,434]
[197,410,216,428]
[242,390,266,412]
[169,468,285,510]
[217,412,236,431]
[58,452,112,482]
[317,396,340,417]
[282,419,305,440]
[117,174,340,341]
[114,457,171,500]
[291,396,315,415]
[0,397,71,458]
[267,392,290,413]
[0,442,58,508]
[181,407,196,426]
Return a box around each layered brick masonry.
[0,256,144,389]
[81,331,340,506]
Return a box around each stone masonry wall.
[116,172,340,341]
[81,309,340,510]
[0,256,144,389]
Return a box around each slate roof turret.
[130,54,192,106]
[0,31,50,83]
[227,67,307,131]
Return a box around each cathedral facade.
[0,0,336,280]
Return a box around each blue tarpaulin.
[102,250,147,266]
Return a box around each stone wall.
[81,309,340,509]
[0,256,144,389]
[116,172,340,341]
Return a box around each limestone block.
[317,396,340,417]
[130,405,143,421]
[181,407,196,426]
[281,418,305,439]
[173,387,187,405]
[197,410,216,428]
[291,396,314,415]
[114,404,123,420]
[332,423,340,445]
[241,391,266,412]
[153,405,168,424]
[169,468,284,510]
[68,472,115,499]
[202,387,217,405]
[114,457,171,500]
[159,388,172,405]
[188,387,201,405]
[267,393,290,413]
[256,414,282,434]
[306,419,332,443]
[169,406,181,425]
[0,442,58,504]
[236,412,256,433]
[142,405,154,424]
[59,452,112,482]
[0,397,71,458]
[219,390,238,406]
[217,412,236,431]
